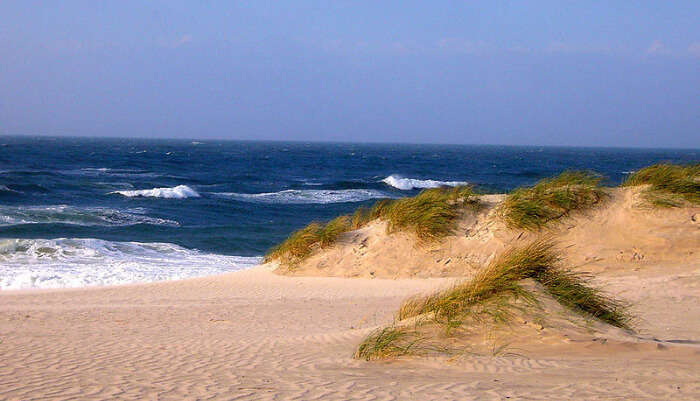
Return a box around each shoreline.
[0,262,271,295]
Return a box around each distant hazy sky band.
[1,1,698,147]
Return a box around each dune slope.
[273,187,699,278]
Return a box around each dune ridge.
[271,187,699,278]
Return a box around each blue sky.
[1,1,699,147]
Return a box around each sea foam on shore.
[0,238,261,290]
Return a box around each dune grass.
[350,207,371,230]
[263,216,353,266]
[263,222,325,266]
[622,163,700,207]
[319,215,351,248]
[356,240,632,360]
[381,186,479,242]
[399,239,631,329]
[354,327,425,361]
[501,171,606,230]
[266,185,480,266]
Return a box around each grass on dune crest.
[263,216,352,266]
[623,163,700,207]
[319,215,351,248]
[501,171,606,230]
[356,240,632,360]
[263,222,325,266]
[381,186,480,242]
[266,185,480,266]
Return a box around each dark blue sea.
[0,136,697,289]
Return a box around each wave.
[0,185,19,193]
[0,238,261,290]
[216,189,390,204]
[381,175,468,190]
[111,185,200,199]
[0,205,179,227]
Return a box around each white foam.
[111,185,200,199]
[0,185,18,193]
[0,238,261,290]
[216,189,390,204]
[0,205,179,227]
[381,175,468,190]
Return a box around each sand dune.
[276,187,699,278]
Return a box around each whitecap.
[0,238,261,290]
[0,185,19,193]
[0,205,179,227]
[381,175,468,190]
[216,189,390,204]
[111,185,200,199]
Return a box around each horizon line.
[1,133,699,152]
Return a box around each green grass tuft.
[368,199,394,220]
[354,326,424,361]
[501,171,606,230]
[263,222,323,266]
[358,239,633,360]
[319,215,351,248]
[355,239,632,360]
[535,267,630,329]
[350,207,371,230]
[267,185,481,266]
[623,163,699,207]
[382,186,479,242]
[397,239,631,330]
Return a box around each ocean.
[0,136,696,289]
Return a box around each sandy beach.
[3,2,698,399]
[2,259,700,400]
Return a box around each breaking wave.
[0,205,179,227]
[0,238,261,290]
[216,189,390,204]
[111,185,200,199]
[381,175,468,190]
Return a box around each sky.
[1,1,699,148]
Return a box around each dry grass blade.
[501,171,606,230]
[366,239,633,359]
[623,163,699,207]
[536,268,632,329]
[383,186,479,242]
[354,326,424,361]
[398,240,556,325]
[267,185,480,266]
[319,215,350,248]
[263,222,323,265]
[351,207,371,229]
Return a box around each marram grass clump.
[354,327,424,361]
[263,222,325,266]
[381,186,479,242]
[623,163,699,207]
[266,185,480,266]
[355,240,633,360]
[501,171,606,230]
[263,216,352,266]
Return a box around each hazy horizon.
[4,134,700,151]
[2,2,699,148]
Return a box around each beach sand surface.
[2,262,700,400]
